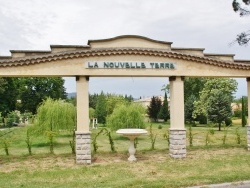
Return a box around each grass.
[0,122,250,188]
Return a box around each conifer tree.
[148,96,162,122]
[95,91,107,124]
[242,96,247,127]
[158,92,170,122]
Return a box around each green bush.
[6,111,20,127]
[233,110,242,118]
[198,115,207,124]
[106,103,146,131]
[225,118,232,126]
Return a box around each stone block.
[77,154,91,160]
[173,135,186,140]
[76,150,91,155]
[76,159,91,164]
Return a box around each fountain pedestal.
[116,128,147,161]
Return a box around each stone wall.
[169,129,186,159]
[76,132,91,164]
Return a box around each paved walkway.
[187,180,250,188]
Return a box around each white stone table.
[116,128,148,161]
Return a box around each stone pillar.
[248,126,250,151]
[247,78,250,150]
[75,76,91,164]
[169,76,186,158]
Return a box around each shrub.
[34,98,76,154]
[6,111,20,127]
[198,115,207,124]
[106,103,145,131]
[225,118,232,126]
[233,110,241,118]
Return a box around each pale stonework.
[169,129,186,158]
[1,35,250,164]
[247,126,250,151]
[76,132,91,164]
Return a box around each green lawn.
[0,123,249,188]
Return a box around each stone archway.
[0,35,250,164]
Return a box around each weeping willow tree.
[34,98,76,154]
[106,103,146,131]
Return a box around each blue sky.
[0,0,249,98]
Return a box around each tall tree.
[242,96,247,127]
[106,103,145,131]
[184,78,207,102]
[158,92,170,122]
[148,96,162,122]
[193,78,237,119]
[232,0,250,45]
[95,91,107,124]
[185,95,196,123]
[34,98,76,153]
[0,78,22,116]
[106,94,127,116]
[207,90,232,131]
[19,77,66,114]
[89,93,99,109]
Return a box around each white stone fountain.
[116,128,148,161]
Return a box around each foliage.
[92,128,115,153]
[207,90,232,131]
[185,94,196,123]
[148,96,162,122]
[188,125,196,147]
[34,98,76,153]
[222,124,229,145]
[233,109,242,118]
[124,94,134,102]
[95,91,107,124]
[89,93,99,109]
[241,96,247,127]
[225,118,232,126]
[69,130,75,154]
[184,78,207,102]
[106,129,116,152]
[0,78,20,117]
[157,92,170,122]
[205,127,215,146]
[19,77,67,114]
[0,129,14,156]
[232,0,250,45]
[163,129,170,146]
[25,127,33,155]
[106,103,145,131]
[92,129,104,153]
[89,108,95,119]
[5,111,20,127]
[106,94,128,116]
[149,124,157,150]
[193,78,237,120]
[235,127,242,144]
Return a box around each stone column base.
[169,129,186,159]
[76,132,91,164]
[247,126,250,151]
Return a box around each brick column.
[169,129,186,158]
[76,76,91,164]
[247,127,250,151]
[76,132,91,164]
[169,76,186,158]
